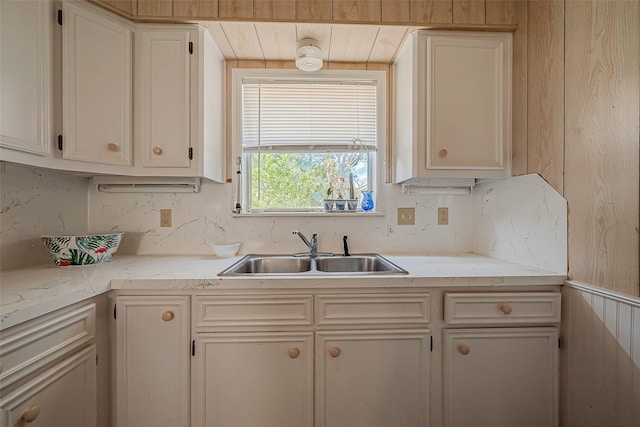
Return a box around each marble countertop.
[0,253,566,330]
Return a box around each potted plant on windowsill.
[324,187,335,211]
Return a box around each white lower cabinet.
[442,292,560,427]
[443,328,558,427]
[115,295,190,427]
[0,302,97,427]
[192,332,314,427]
[0,345,97,427]
[316,329,431,427]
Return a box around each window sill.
[232,211,385,218]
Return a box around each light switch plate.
[398,208,415,225]
[438,207,448,225]
[160,209,172,227]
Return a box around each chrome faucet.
[293,231,318,255]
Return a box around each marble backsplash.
[87,182,474,256]
[0,161,568,274]
[472,174,568,274]
[0,163,89,270]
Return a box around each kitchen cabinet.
[133,23,226,180]
[442,292,560,427]
[315,293,431,427]
[193,332,314,427]
[0,302,97,426]
[393,30,512,182]
[192,294,314,427]
[0,0,54,156]
[316,330,430,427]
[114,295,191,427]
[62,0,133,166]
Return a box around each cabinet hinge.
[113,304,117,320]
[188,41,193,55]
[430,336,433,352]
[57,9,62,26]
[96,354,99,366]
[558,338,561,349]
[57,135,63,151]
[188,147,193,160]
[191,340,196,356]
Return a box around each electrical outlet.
[160,209,172,227]
[397,208,415,225]
[438,207,449,225]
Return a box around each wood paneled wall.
[563,0,639,296]
[561,283,640,426]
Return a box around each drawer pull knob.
[288,348,300,359]
[439,148,448,158]
[162,311,174,322]
[152,147,163,155]
[107,143,120,152]
[501,304,513,315]
[21,406,40,423]
[329,347,341,358]
[458,344,470,356]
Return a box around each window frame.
[231,68,387,215]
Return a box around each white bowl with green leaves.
[41,233,124,266]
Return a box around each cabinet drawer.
[194,294,314,328]
[0,344,97,426]
[444,292,561,325]
[316,293,430,326]
[0,303,95,390]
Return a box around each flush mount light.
[296,38,323,72]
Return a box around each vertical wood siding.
[562,283,640,426]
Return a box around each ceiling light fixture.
[296,38,323,72]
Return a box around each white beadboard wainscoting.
[561,281,640,426]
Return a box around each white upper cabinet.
[135,28,192,169]
[0,0,53,155]
[394,30,512,182]
[62,0,132,166]
[134,25,226,181]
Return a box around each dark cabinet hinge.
[558,338,561,349]
[96,354,99,366]
[192,340,196,356]
[430,336,433,352]
[113,304,117,320]
[57,135,63,151]
[188,42,193,55]
[188,147,193,160]
[57,9,62,26]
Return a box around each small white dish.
[212,242,241,258]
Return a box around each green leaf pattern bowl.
[41,233,124,266]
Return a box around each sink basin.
[315,255,406,273]
[220,255,312,275]
[218,254,407,276]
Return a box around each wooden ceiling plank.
[200,21,237,59]
[219,22,264,60]
[368,26,409,63]
[329,24,379,63]
[254,23,298,61]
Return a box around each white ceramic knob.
[162,311,174,322]
[21,406,40,423]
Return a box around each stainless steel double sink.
[218,254,408,276]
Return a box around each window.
[232,69,386,213]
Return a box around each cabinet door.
[443,327,558,427]
[316,329,431,427]
[193,331,314,427]
[62,1,132,166]
[423,32,511,176]
[135,29,192,168]
[0,0,52,155]
[115,296,190,427]
[0,345,97,427]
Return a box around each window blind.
[241,80,377,152]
